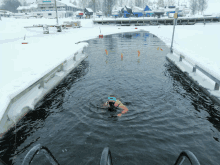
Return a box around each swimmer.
[103,95,128,117]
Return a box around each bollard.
[193,66,196,72]
[214,83,219,90]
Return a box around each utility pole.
[170,7,179,53]
[54,0,59,25]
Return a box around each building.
[0,9,13,17]
[17,0,82,18]
[84,8,93,18]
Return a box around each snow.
[0,16,220,122]
[59,1,81,9]
[86,8,93,13]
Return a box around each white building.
[17,0,82,18]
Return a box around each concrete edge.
[166,54,220,106]
[0,44,89,138]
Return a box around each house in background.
[16,0,82,18]
[84,8,93,18]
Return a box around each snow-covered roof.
[17,3,38,10]
[75,11,83,14]
[85,8,93,12]
[59,1,81,9]
[132,6,143,12]
[96,11,102,14]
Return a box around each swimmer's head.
[108,95,116,110]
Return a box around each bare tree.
[102,0,115,16]
[1,0,21,13]
[157,0,164,7]
[142,0,149,9]
[78,0,88,9]
[189,0,198,15]
[72,0,77,5]
[198,0,208,15]
[88,0,98,12]
[135,0,142,7]
[167,0,176,6]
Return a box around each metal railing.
[22,144,60,165]
[177,53,220,90]
[100,147,113,165]
[21,145,200,165]
[174,150,200,165]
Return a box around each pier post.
[193,66,196,72]
[39,80,44,89]
[215,83,219,90]
[170,8,179,53]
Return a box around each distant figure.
[103,95,128,117]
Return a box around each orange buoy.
[105,49,108,55]
[135,27,137,29]
[121,53,123,59]
[138,50,140,57]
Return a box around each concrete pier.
[0,44,88,138]
[166,52,220,106]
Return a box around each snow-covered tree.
[135,0,142,7]
[78,0,88,8]
[157,0,164,7]
[167,0,176,6]
[102,0,115,16]
[198,0,208,15]
[189,0,198,15]
[72,0,77,5]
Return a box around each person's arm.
[116,100,128,117]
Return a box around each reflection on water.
[0,32,220,165]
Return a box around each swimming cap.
[108,97,116,102]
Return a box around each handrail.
[176,52,220,90]
[100,147,113,165]
[174,150,200,165]
[22,144,60,165]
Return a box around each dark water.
[1,32,220,165]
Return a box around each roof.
[85,8,93,12]
[75,11,84,14]
[132,6,143,12]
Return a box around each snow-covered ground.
[0,17,220,121]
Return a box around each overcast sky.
[0,0,219,13]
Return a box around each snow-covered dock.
[0,17,220,137]
[93,16,220,25]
